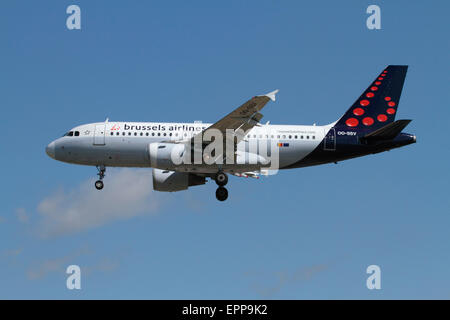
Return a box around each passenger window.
[289,135,292,139]
[146,132,149,136]
[158,133,161,136]
[163,133,166,136]
[312,136,315,139]
[140,132,143,136]
[128,132,131,136]
[152,132,155,136]
[110,132,114,136]
[282,135,286,139]
[301,135,304,139]
[307,136,310,139]
[277,135,280,139]
[122,132,125,136]
[271,135,274,139]
[134,132,137,136]
[295,135,298,139]
[116,132,119,136]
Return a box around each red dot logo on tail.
[353,108,365,116]
[363,117,374,126]
[387,108,396,115]
[360,100,370,106]
[346,118,359,127]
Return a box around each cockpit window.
[63,130,79,137]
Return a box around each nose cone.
[46,141,56,159]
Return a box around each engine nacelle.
[149,142,186,170]
[152,168,206,192]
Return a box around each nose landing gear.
[214,171,228,201]
[95,180,104,190]
[95,165,106,190]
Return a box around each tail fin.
[335,65,408,131]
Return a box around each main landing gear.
[95,165,106,190]
[214,171,228,201]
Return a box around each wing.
[195,89,279,145]
[164,90,278,164]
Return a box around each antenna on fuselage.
[105,118,109,123]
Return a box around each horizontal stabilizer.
[361,119,412,143]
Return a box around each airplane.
[46,65,416,201]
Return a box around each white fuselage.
[47,121,332,173]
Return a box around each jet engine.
[152,168,206,192]
[149,142,186,170]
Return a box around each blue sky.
[1,0,449,299]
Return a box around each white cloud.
[27,250,84,280]
[26,246,123,280]
[15,207,29,224]
[36,169,164,237]
[246,263,331,297]
[83,258,120,276]
[27,259,64,280]
[2,248,23,258]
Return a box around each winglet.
[261,89,279,102]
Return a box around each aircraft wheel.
[95,180,104,190]
[215,172,228,186]
[216,187,228,201]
